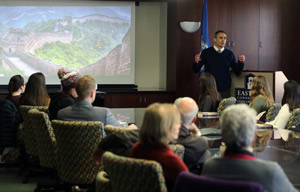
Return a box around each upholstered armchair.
[96,151,167,192]
[265,103,281,122]
[52,120,104,184]
[19,105,48,156]
[28,109,57,169]
[286,108,300,130]
[217,97,236,113]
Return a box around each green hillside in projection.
[25,18,130,69]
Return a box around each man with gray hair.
[202,104,297,192]
[174,97,211,171]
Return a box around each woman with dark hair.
[249,75,274,114]
[130,103,188,191]
[19,72,50,106]
[198,72,221,112]
[266,80,300,129]
[6,75,25,107]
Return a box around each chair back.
[169,144,185,160]
[28,109,57,169]
[97,151,167,192]
[286,108,300,129]
[173,172,264,192]
[0,99,18,153]
[217,97,236,113]
[265,103,281,122]
[52,120,104,184]
[19,105,48,156]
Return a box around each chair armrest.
[96,171,111,192]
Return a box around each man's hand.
[238,55,245,63]
[128,124,138,130]
[195,53,201,63]
[187,123,201,136]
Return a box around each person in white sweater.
[266,80,300,129]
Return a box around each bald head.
[174,97,199,124]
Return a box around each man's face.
[214,32,227,49]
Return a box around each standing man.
[193,30,245,98]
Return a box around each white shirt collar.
[213,45,224,53]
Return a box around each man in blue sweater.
[193,30,245,98]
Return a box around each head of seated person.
[281,80,300,112]
[58,68,80,98]
[198,72,220,112]
[140,103,181,146]
[19,72,50,106]
[220,104,256,153]
[6,75,26,107]
[48,69,81,120]
[76,75,97,104]
[249,75,274,114]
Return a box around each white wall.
[135,2,167,90]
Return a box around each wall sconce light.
[179,21,201,33]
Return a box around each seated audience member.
[57,75,135,128]
[174,97,211,170]
[92,98,211,171]
[249,75,274,115]
[49,68,80,120]
[6,75,26,107]
[266,80,300,129]
[130,103,188,191]
[198,72,221,112]
[19,72,50,106]
[202,104,297,192]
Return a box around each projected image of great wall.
[0,10,131,78]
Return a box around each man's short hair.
[220,104,256,149]
[214,30,227,38]
[76,75,96,100]
[174,97,199,124]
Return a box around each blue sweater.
[193,47,244,91]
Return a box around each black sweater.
[193,47,244,91]
[48,92,76,120]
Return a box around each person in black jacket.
[48,68,80,120]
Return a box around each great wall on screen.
[0,7,132,78]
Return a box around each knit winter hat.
[57,68,81,92]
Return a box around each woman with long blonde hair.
[249,75,274,114]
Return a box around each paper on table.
[277,128,291,141]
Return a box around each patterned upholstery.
[169,144,185,160]
[217,97,236,113]
[28,109,57,169]
[265,103,281,122]
[19,105,48,156]
[286,108,300,129]
[96,151,167,192]
[52,120,104,184]
[104,125,131,136]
